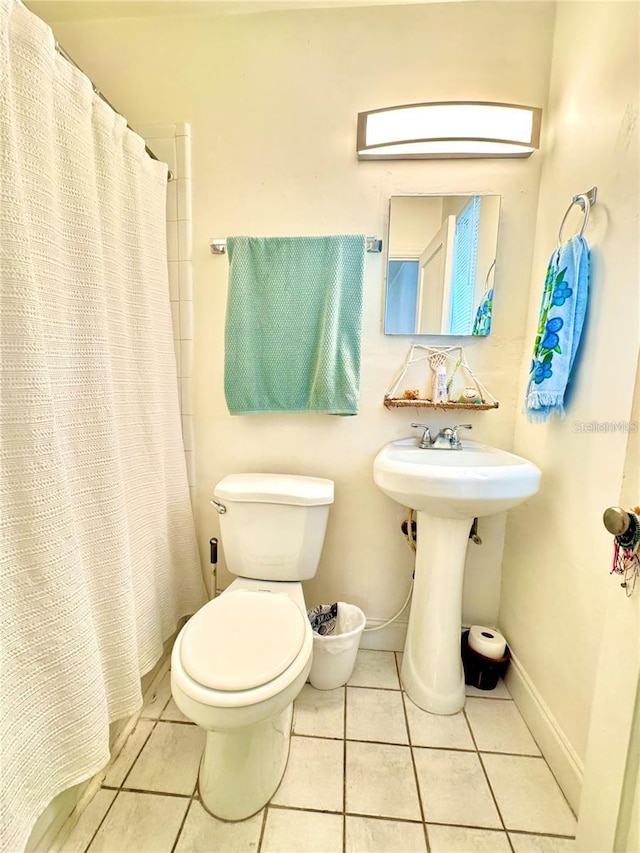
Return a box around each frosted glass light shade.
[357,101,542,160]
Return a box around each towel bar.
[209,237,383,255]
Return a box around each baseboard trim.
[505,650,583,813]
[360,619,408,652]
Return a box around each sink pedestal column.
[401,512,473,715]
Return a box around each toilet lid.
[180,591,307,691]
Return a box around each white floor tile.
[141,671,172,719]
[346,741,421,820]
[91,648,581,853]
[482,754,577,835]
[293,685,345,739]
[465,699,540,755]
[349,650,400,689]
[174,800,263,852]
[413,748,501,829]
[347,687,408,744]
[509,832,575,852]
[346,816,427,852]
[161,696,191,723]
[104,720,154,787]
[427,824,511,852]
[88,791,188,853]
[59,789,117,853]
[271,736,343,812]
[405,698,474,750]
[466,679,511,699]
[125,722,205,795]
[261,808,342,853]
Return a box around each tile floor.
[60,650,576,853]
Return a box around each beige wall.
[26,0,640,829]
[48,2,555,634]
[501,0,639,778]
[574,357,639,851]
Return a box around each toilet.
[171,473,334,821]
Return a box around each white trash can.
[308,602,366,690]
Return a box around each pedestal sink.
[373,438,541,715]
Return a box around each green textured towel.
[224,235,365,415]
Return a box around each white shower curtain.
[0,1,205,849]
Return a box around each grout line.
[293,732,344,742]
[118,787,193,799]
[119,713,161,790]
[291,729,544,757]
[506,828,576,840]
[330,681,513,699]
[343,682,347,853]
[267,802,426,825]
[345,812,424,825]
[464,694,513,701]
[267,803,344,817]
[477,748,543,758]
[257,806,269,852]
[266,800,574,838]
[170,776,200,853]
[464,707,514,853]
[82,790,120,853]
[397,742,476,754]
[395,653,431,853]
[424,818,511,831]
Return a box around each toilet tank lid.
[214,473,334,506]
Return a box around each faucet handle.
[451,424,472,446]
[410,422,432,448]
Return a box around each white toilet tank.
[213,474,334,582]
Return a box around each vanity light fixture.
[357,101,542,160]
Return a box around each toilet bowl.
[170,474,334,821]
[171,578,313,820]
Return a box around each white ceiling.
[26,0,472,24]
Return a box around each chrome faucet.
[411,422,472,450]
[410,422,433,449]
[449,423,472,448]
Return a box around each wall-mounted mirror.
[384,194,501,336]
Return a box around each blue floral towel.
[524,235,590,423]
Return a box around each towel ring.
[558,194,591,246]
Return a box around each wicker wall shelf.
[384,397,499,410]
[384,345,499,413]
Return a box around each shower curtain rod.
[54,41,174,182]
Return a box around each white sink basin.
[373,436,541,715]
[373,438,541,519]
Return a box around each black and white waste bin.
[307,602,366,690]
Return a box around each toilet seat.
[180,590,307,692]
